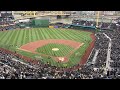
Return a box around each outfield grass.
[0,28,92,67]
[36,43,74,57]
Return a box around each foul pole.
[96,11,100,28]
[34,11,36,17]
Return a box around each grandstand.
[0,11,120,79]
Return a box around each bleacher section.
[0,11,16,31]
[71,19,118,31]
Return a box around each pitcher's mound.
[52,48,59,51]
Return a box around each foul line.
[65,43,84,57]
[17,48,36,53]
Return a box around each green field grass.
[0,28,92,67]
[36,43,74,57]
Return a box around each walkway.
[103,33,112,74]
[92,49,99,64]
[12,58,38,69]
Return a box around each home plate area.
[56,57,68,63]
[58,57,64,61]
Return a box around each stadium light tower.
[96,11,100,28]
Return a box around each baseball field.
[0,28,94,68]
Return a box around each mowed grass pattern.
[36,43,74,57]
[0,28,92,67]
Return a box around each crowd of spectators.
[72,19,96,26]
[0,21,18,31]
[103,30,120,78]
[72,19,118,30]
[85,32,110,78]
[94,33,108,68]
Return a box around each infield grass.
[36,43,74,57]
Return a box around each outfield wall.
[67,24,97,34]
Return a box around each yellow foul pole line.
[96,11,100,28]
[34,11,36,17]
